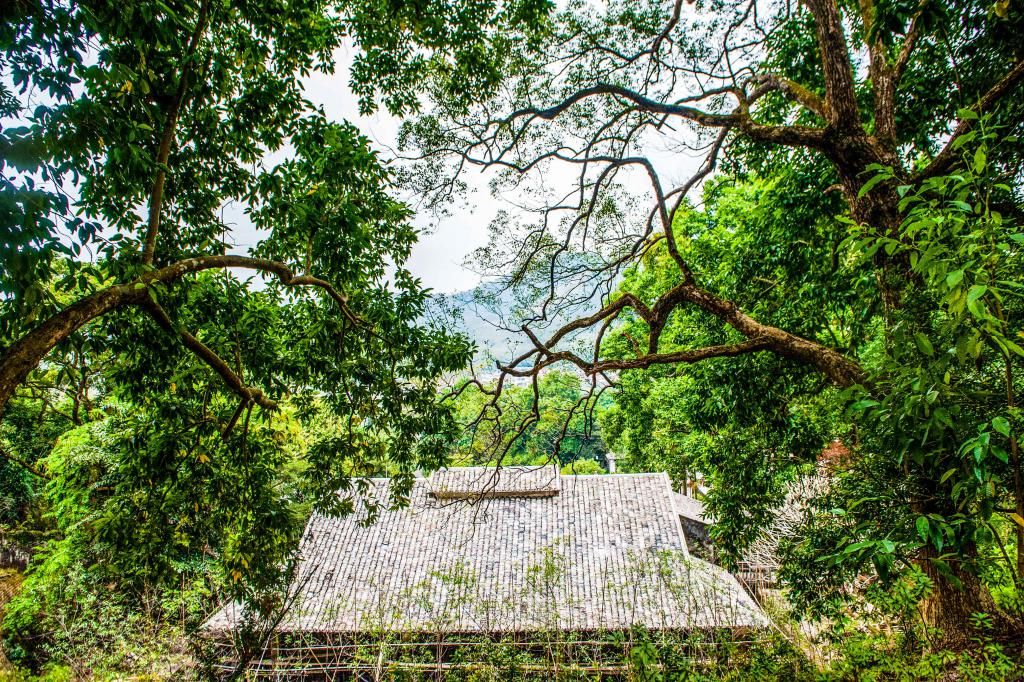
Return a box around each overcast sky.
[273,37,708,296]
[302,48,494,294]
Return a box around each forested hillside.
[2,0,1024,679]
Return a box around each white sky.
[301,49,493,294]
[234,34,709,296]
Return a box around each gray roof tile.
[206,469,765,633]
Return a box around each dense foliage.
[398,0,1024,644]
[0,0,549,673]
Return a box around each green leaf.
[1004,338,1024,357]
[916,516,929,542]
[973,147,986,173]
[844,540,873,554]
[913,332,934,357]
[857,173,887,198]
[992,416,1011,437]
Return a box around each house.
[668,474,832,594]
[205,466,766,674]
[672,491,714,559]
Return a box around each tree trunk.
[917,542,997,647]
[829,143,1009,643]
[829,132,903,231]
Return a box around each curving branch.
[748,73,825,119]
[141,298,277,411]
[503,82,827,150]
[918,59,1024,179]
[0,442,50,479]
[535,337,776,375]
[0,255,363,420]
[507,83,740,127]
[497,276,864,390]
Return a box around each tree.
[597,173,852,566]
[401,0,1024,637]
[0,0,548,595]
[448,369,610,467]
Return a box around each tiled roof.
[205,469,765,633]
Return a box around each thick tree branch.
[651,0,686,54]
[919,59,1024,179]
[544,337,776,375]
[141,255,361,323]
[503,83,827,150]
[676,282,864,386]
[893,5,925,84]
[0,284,152,423]
[740,118,826,149]
[0,255,360,420]
[858,0,898,146]
[142,0,212,265]
[806,0,861,128]
[749,74,825,119]
[141,299,276,411]
[1,442,49,479]
[500,276,865,389]
[508,83,740,127]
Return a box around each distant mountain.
[429,277,606,375]
[430,281,528,364]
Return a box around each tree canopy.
[402,0,1024,637]
[3,0,1024,671]
[0,0,548,602]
